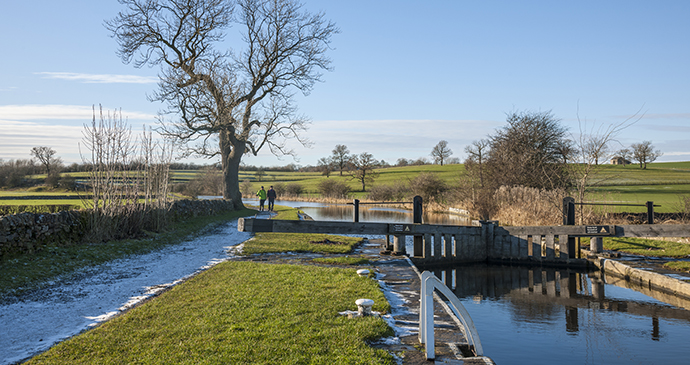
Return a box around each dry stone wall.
[0,199,237,257]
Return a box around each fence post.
[563,197,576,258]
[646,201,654,224]
[563,197,575,225]
[353,199,359,222]
[413,196,423,257]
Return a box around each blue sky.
[1,0,688,167]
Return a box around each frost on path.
[0,220,251,365]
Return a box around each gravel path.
[0,220,251,365]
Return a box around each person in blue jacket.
[267,186,277,211]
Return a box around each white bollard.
[355,298,374,316]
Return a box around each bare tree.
[31,146,61,175]
[631,141,662,169]
[430,140,452,165]
[464,139,489,188]
[486,110,570,190]
[254,168,266,182]
[569,106,643,223]
[107,0,337,208]
[331,144,351,175]
[350,152,379,192]
[317,157,333,177]
[582,135,610,165]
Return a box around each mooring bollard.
[590,237,603,253]
[393,235,406,255]
[355,299,374,316]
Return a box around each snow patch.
[0,220,251,365]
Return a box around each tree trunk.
[221,131,245,209]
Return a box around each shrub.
[409,172,447,205]
[45,172,61,188]
[273,182,286,196]
[318,179,350,199]
[285,183,303,196]
[240,180,253,198]
[367,183,407,201]
[58,174,78,191]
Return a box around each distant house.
[610,156,631,165]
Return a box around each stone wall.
[0,199,237,257]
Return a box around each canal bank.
[584,248,690,306]
[230,236,495,364]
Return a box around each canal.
[244,198,690,364]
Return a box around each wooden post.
[563,197,576,258]
[353,199,359,222]
[413,195,424,257]
[646,201,654,224]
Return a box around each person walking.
[256,186,267,211]
[267,186,277,211]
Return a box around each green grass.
[664,261,690,273]
[8,161,690,211]
[312,256,372,266]
[0,209,255,297]
[26,261,395,365]
[242,233,362,255]
[598,237,690,258]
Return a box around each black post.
[413,195,423,224]
[353,199,359,223]
[563,197,576,258]
[413,195,423,257]
[563,197,575,226]
[646,201,654,224]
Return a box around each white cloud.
[0,104,156,121]
[0,119,84,161]
[36,72,158,84]
[663,151,690,157]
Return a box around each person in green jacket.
[256,186,267,211]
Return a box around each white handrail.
[419,270,483,360]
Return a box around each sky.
[1,0,689,167]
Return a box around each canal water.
[240,198,690,364]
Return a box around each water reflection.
[425,264,690,364]
[240,198,470,225]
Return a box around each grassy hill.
[4,161,690,213]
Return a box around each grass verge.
[242,232,362,255]
[664,261,690,273]
[598,237,690,258]
[25,261,395,365]
[0,208,255,297]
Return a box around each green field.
[5,161,690,212]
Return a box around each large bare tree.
[430,140,452,166]
[107,0,337,208]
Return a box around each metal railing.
[419,271,483,360]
